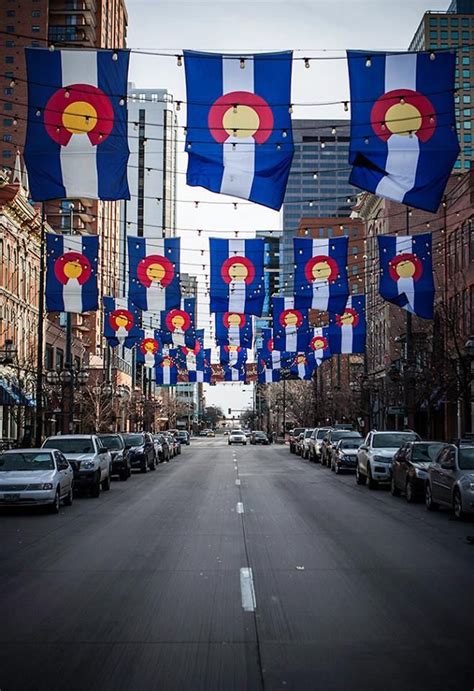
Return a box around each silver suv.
[425,443,474,520]
[42,434,112,497]
[356,430,420,489]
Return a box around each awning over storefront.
[0,378,35,407]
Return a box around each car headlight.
[469,482,474,490]
[373,455,388,463]
[114,452,123,461]
[81,460,96,470]
[27,483,54,490]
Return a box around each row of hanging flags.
[24,47,459,212]
[44,231,435,383]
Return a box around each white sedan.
[0,448,74,513]
[228,430,247,445]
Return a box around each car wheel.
[64,484,74,506]
[102,472,111,491]
[367,467,378,490]
[390,476,401,497]
[49,488,60,513]
[425,483,438,511]
[405,479,417,503]
[356,464,366,485]
[453,488,464,520]
[90,473,101,498]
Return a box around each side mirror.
[359,445,368,451]
[98,447,107,455]
[441,461,455,471]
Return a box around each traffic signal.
[228,408,231,414]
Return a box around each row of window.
[429,16,474,28]
[6,26,41,33]
[430,29,472,40]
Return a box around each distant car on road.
[391,441,445,502]
[308,427,332,463]
[330,438,362,473]
[425,443,474,519]
[301,428,315,459]
[121,432,156,472]
[321,430,361,467]
[154,434,170,462]
[289,428,305,454]
[42,434,112,497]
[0,448,74,513]
[98,433,131,481]
[356,430,421,489]
[229,429,247,445]
[252,431,269,445]
[176,430,190,445]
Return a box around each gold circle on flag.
[340,311,355,326]
[62,101,98,134]
[115,314,129,328]
[385,103,422,136]
[284,312,299,327]
[144,341,155,352]
[395,258,417,278]
[223,105,260,138]
[146,262,166,283]
[63,259,83,279]
[171,314,185,329]
[228,313,242,326]
[311,261,332,281]
[228,262,249,281]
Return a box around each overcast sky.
[125,0,448,414]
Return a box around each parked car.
[356,430,421,489]
[253,431,270,445]
[176,430,190,445]
[121,432,156,472]
[199,429,210,437]
[330,438,362,474]
[425,443,474,519]
[391,441,445,502]
[42,434,112,497]
[0,448,74,513]
[98,433,131,481]
[289,428,305,454]
[229,429,247,445]
[243,429,252,438]
[170,432,182,455]
[152,435,164,462]
[207,430,216,437]
[154,433,170,462]
[332,424,355,431]
[164,432,178,457]
[295,432,306,456]
[308,427,332,462]
[301,428,315,459]
[321,430,362,467]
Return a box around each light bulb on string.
[177,55,183,67]
[304,57,310,69]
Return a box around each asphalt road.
[1,438,473,691]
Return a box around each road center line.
[240,567,256,612]
[236,501,244,513]
[235,478,241,486]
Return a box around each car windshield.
[123,434,145,447]
[43,438,94,453]
[155,435,166,443]
[373,433,418,448]
[177,432,187,437]
[317,428,330,439]
[340,439,361,450]
[459,448,474,470]
[0,452,54,471]
[293,428,305,436]
[332,431,361,442]
[304,430,313,438]
[99,436,123,450]
[411,443,445,462]
[231,430,242,434]
[255,432,267,437]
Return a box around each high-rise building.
[281,120,356,293]
[408,0,474,171]
[125,86,177,240]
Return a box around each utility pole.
[62,203,75,434]
[404,207,415,431]
[34,205,46,447]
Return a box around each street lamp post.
[45,367,89,434]
[465,337,474,437]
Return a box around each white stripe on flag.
[144,352,154,368]
[62,235,84,312]
[172,332,185,347]
[375,53,419,203]
[298,363,305,379]
[220,56,255,200]
[396,236,415,312]
[340,325,353,353]
[228,239,246,312]
[163,367,170,385]
[286,328,297,352]
[228,324,240,346]
[60,51,99,198]
[311,238,330,309]
[145,238,167,312]
[265,369,272,383]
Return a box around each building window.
[464,133,472,142]
[451,30,459,40]
[465,121,472,129]
[6,10,15,16]
[6,26,15,33]
[3,103,12,110]
[5,56,14,64]
[462,56,470,65]
[2,150,12,158]
[55,348,64,371]
[5,40,14,47]
[462,17,469,27]
[463,108,471,116]
[463,95,471,104]
[32,25,40,32]
[2,134,12,142]
[3,88,12,95]
[32,10,40,16]
[429,18,437,27]
[464,160,471,169]
[462,31,469,40]
[45,344,54,370]
[429,30,437,39]
[462,69,470,78]
[451,18,459,27]
[440,30,448,39]
[440,18,448,27]
[3,118,12,126]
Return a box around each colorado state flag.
[136,330,162,368]
[155,352,178,386]
[291,353,317,380]
[128,236,181,313]
[347,50,459,212]
[160,298,197,347]
[103,296,141,348]
[184,51,294,210]
[46,234,98,313]
[308,327,332,365]
[272,297,310,353]
[24,48,130,201]
[378,233,434,318]
[210,238,265,315]
[257,360,281,384]
[294,237,349,313]
[215,311,253,348]
[328,295,366,354]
